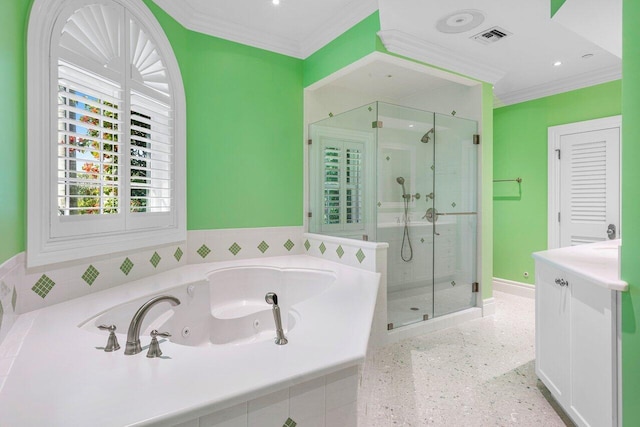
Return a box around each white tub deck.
[0,255,380,426]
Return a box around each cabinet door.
[569,276,616,427]
[535,262,571,401]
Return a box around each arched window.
[27,0,186,267]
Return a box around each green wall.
[0,0,305,266]
[182,29,303,229]
[147,2,304,230]
[303,12,380,87]
[550,0,567,17]
[0,0,29,264]
[493,80,622,284]
[622,0,640,424]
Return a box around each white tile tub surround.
[303,233,387,273]
[0,243,187,316]
[188,226,304,264]
[175,367,358,427]
[0,254,21,345]
[0,256,379,426]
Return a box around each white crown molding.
[153,0,377,59]
[299,0,379,58]
[376,29,506,84]
[495,64,622,107]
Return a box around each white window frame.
[27,0,186,267]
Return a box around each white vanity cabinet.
[534,241,626,427]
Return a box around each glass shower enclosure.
[309,102,478,329]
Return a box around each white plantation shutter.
[27,0,186,266]
[53,2,174,235]
[129,91,173,214]
[321,140,365,232]
[345,145,363,225]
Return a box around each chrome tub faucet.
[124,295,181,355]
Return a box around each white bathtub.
[0,256,380,426]
[80,266,335,347]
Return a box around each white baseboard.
[493,277,535,299]
[482,297,496,316]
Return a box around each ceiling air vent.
[471,26,512,45]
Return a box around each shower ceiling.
[153,0,621,106]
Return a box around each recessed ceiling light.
[436,10,485,34]
[272,0,280,5]
[409,124,414,128]
[553,61,562,67]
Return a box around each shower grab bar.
[493,177,522,183]
[435,211,477,216]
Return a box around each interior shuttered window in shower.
[53,2,174,238]
[321,140,364,231]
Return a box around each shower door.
[431,114,478,316]
[376,103,436,328]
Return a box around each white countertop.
[0,255,380,426]
[532,240,628,292]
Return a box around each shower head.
[421,128,435,143]
[396,177,405,185]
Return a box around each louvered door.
[559,128,620,247]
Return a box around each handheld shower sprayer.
[421,128,435,143]
[396,176,413,262]
[396,176,407,198]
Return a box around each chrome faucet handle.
[97,324,121,352]
[146,330,171,358]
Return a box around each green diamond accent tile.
[0,281,9,299]
[283,418,297,427]
[451,202,457,208]
[377,202,382,207]
[12,287,17,312]
[421,238,425,243]
[336,245,344,259]
[319,242,326,254]
[82,265,100,286]
[229,242,242,256]
[120,258,134,276]
[174,247,184,262]
[257,241,270,253]
[430,164,435,171]
[150,252,161,268]
[32,274,56,299]
[284,239,295,252]
[356,248,366,264]
[197,244,211,259]
[304,240,310,251]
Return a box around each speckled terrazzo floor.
[358,291,575,426]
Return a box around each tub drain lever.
[265,292,288,345]
[97,324,120,352]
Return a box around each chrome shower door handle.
[607,224,616,240]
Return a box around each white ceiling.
[153,0,622,106]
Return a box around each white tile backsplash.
[187,226,304,264]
